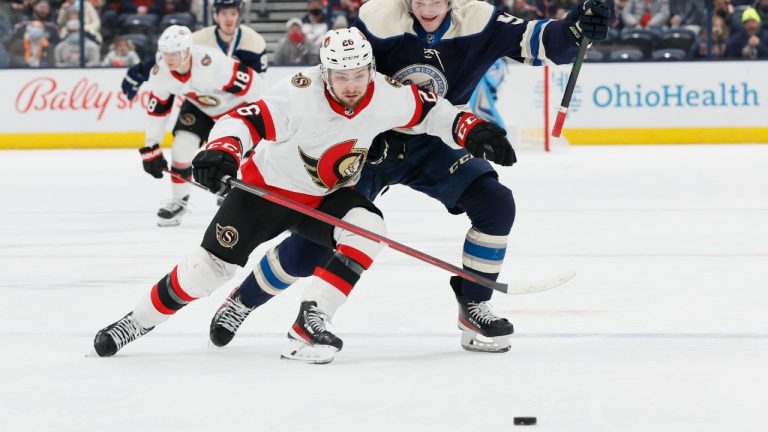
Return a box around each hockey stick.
[162,169,574,294]
[551,37,590,138]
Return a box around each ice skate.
[209,285,255,347]
[281,301,342,364]
[93,312,154,357]
[452,277,514,353]
[156,195,189,227]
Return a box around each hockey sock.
[455,175,515,302]
[302,252,367,318]
[134,247,237,328]
[133,266,198,328]
[170,165,192,200]
[239,246,299,308]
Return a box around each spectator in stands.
[712,0,737,30]
[510,0,543,20]
[1,8,14,45]
[57,0,101,43]
[621,0,669,31]
[331,14,348,30]
[12,0,59,46]
[668,0,704,34]
[27,0,57,25]
[302,0,328,53]
[325,0,360,26]
[54,18,101,66]
[757,0,768,30]
[101,34,139,66]
[726,7,768,58]
[274,17,315,66]
[8,19,54,67]
[696,14,729,58]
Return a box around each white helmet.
[158,25,193,55]
[319,27,375,72]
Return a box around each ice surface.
[1,145,766,431]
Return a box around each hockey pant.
[132,187,386,328]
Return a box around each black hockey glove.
[565,0,611,42]
[139,143,168,179]
[121,58,154,101]
[192,137,242,193]
[453,113,516,167]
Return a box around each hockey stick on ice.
[162,169,574,294]
[551,36,590,138]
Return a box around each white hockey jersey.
[143,45,265,146]
[206,66,469,208]
[192,25,268,75]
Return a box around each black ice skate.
[93,312,154,357]
[451,276,514,353]
[209,285,256,347]
[157,195,189,227]
[281,301,343,364]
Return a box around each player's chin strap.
[160,168,573,295]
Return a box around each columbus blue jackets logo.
[299,140,367,191]
[392,64,448,97]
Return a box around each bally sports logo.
[14,76,159,120]
[299,140,367,191]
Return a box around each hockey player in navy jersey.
[209,0,610,353]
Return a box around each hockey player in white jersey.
[94,28,515,364]
[138,25,264,226]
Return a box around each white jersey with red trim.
[206,66,467,206]
[143,45,265,146]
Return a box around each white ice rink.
[1,145,766,431]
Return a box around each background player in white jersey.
[93,28,514,364]
[121,0,268,101]
[138,25,264,226]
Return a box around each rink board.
[1,61,767,149]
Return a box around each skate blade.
[280,338,338,364]
[157,217,182,227]
[460,330,511,353]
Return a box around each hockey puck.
[514,417,537,426]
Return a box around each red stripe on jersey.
[171,68,191,83]
[323,82,375,119]
[336,244,373,269]
[314,267,354,296]
[240,158,323,208]
[150,284,176,315]
[400,85,424,129]
[226,111,262,146]
[255,100,276,141]
[170,266,196,302]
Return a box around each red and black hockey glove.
[192,137,242,193]
[139,143,168,179]
[453,113,516,167]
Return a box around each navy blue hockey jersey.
[355,0,579,105]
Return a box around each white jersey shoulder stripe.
[238,25,267,53]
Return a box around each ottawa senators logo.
[299,140,368,191]
[185,93,220,107]
[291,72,311,88]
[179,113,196,126]
[216,224,239,248]
[201,54,212,66]
[151,64,160,75]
